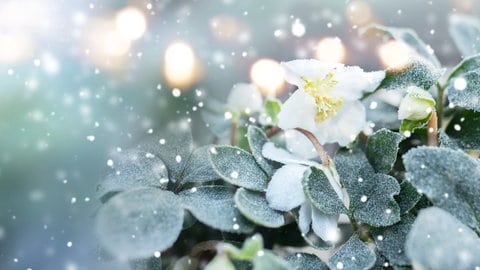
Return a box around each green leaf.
[209,146,269,191]
[334,149,401,227]
[447,54,480,80]
[449,14,480,57]
[371,215,415,266]
[223,234,264,261]
[179,185,254,233]
[263,98,281,126]
[447,69,480,112]
[181,145,220,184]
[236,125,250,151]
[247,126,279,176]
[396,181,422,214]
[285,253,328,270]
[171,256,199,270]
[399,116,430,134]
[302,167,347,215]
[377,59,444,91]
[445,109,480,149]
[235,188,285,228]
[205,254,235,270]
[95,188,184,259]
[404,147,480,228]
[406,207,480,270]
[253,250,292,270]
[328,234,376,270]
[438,130,460,149]
[362,24,440,67]
[97,149,169,202]
[366,128,403,173]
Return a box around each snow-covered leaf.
[97,149,169,201]
[449,14,480,57]
[366,128,403,174]
[179,185,254,233]
[371,215,415,266]
[209,146,269,191]
[302,167,347,215]
[378,59,443,91]
[363,98,401,130]
[447,54,480,80]
[327,234,376,270]
[447,69,480,112]
[253,250,291,270]
[235,188,285,228]
[182,145,220,184]
[403,146,480,228]
[95,188,184,259]
[285,253,328,270]
[363,24,440,67]
[438,130,460,149]
[247,126,279,176]
[334,149,401,227]
[445,109,480,149]
[396,181,422,214]
[406,207,480,270]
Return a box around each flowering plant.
[94,15,480,270]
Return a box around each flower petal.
[333,67,385,101]
[284,129,318,160]
[262,142,318,167]
[298,202,312,234]
[311,206,339,242]
[281,59,343,88]
[313,100,366,146]
[277,90,317,131]
[266,164,307,211]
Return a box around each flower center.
[302,73,344,123]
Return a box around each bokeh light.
[164,42,201,89]
[378,40,412,69]
[250,58,285,96]
[315,37,347,63]
[346,0,374,26]
[115,7,147,41]
[0,33,33,64]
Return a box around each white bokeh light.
[115,7,147,41]
[250,58,285,96]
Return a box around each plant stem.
[436,82,444,128]
[265,126,282,137]
[427,109,438,146]
[294,128,330,166]
[230,121,237,146]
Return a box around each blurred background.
[0,0,478,269]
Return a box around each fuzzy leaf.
[97,149,169,201]
[253,251,291,270]
[396,181,422,214]
[328,234,376,270]
[406,207,480,270]
[366,128,403,173]
[235,188,285,228]
[371,215,415,266]
[449,14,480,57]
[209,146,269,191]
[182,145,220,183]
[363,98,401,130]
[448,54,480,80]
[179,185,254,233]
[302,167,347,215]
[263,98,282,126]
[378,59,444,91]
[363,24,440,67]
[403,146,480,228]
[438,130,460,149]
[95,188,184,259]
[447,69,480,111]
[247,126,278,176]
[334,149,401,227]
[445,109,480,149]
[285,253,328,270]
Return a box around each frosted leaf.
[247,126,280,176]
[234,188,285,228]
[97,149,169,201]
[396,181,422,214]
[328,234,376,270]
[181,145,220,184]
[403,147,480,228]
[362,97,400,131]
[209,146,269,191]
[179,185,254,233]
[302,167,347,215]
[371,214,415,266]
[252,250,291,270]
[445,110,480,149]
[285,253,328,270]
[447,70,480,112]
[448,14,480,57]
[334,149,401,227]
[406,207,480,270]
[438,130,461,150]
[95,188,183,259]
[366,128,403,174]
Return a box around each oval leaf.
[95,188,184,259]
[445,109,480,149]
[447,69,480,112]
[449,14,480,57]
[235,188,285,228]
[366,128,403,174]
[182,145,220,184]
[285,253,328,270]
[247,126,279,176]
[328,234,376,270]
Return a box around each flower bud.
[226,83,263,115]
[398,86,436,121]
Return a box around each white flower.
[398,86,436,121]
[226,83,263,116]
[278,59,385,146]
[262,142,346,242]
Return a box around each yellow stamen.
[302,73,343,122]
